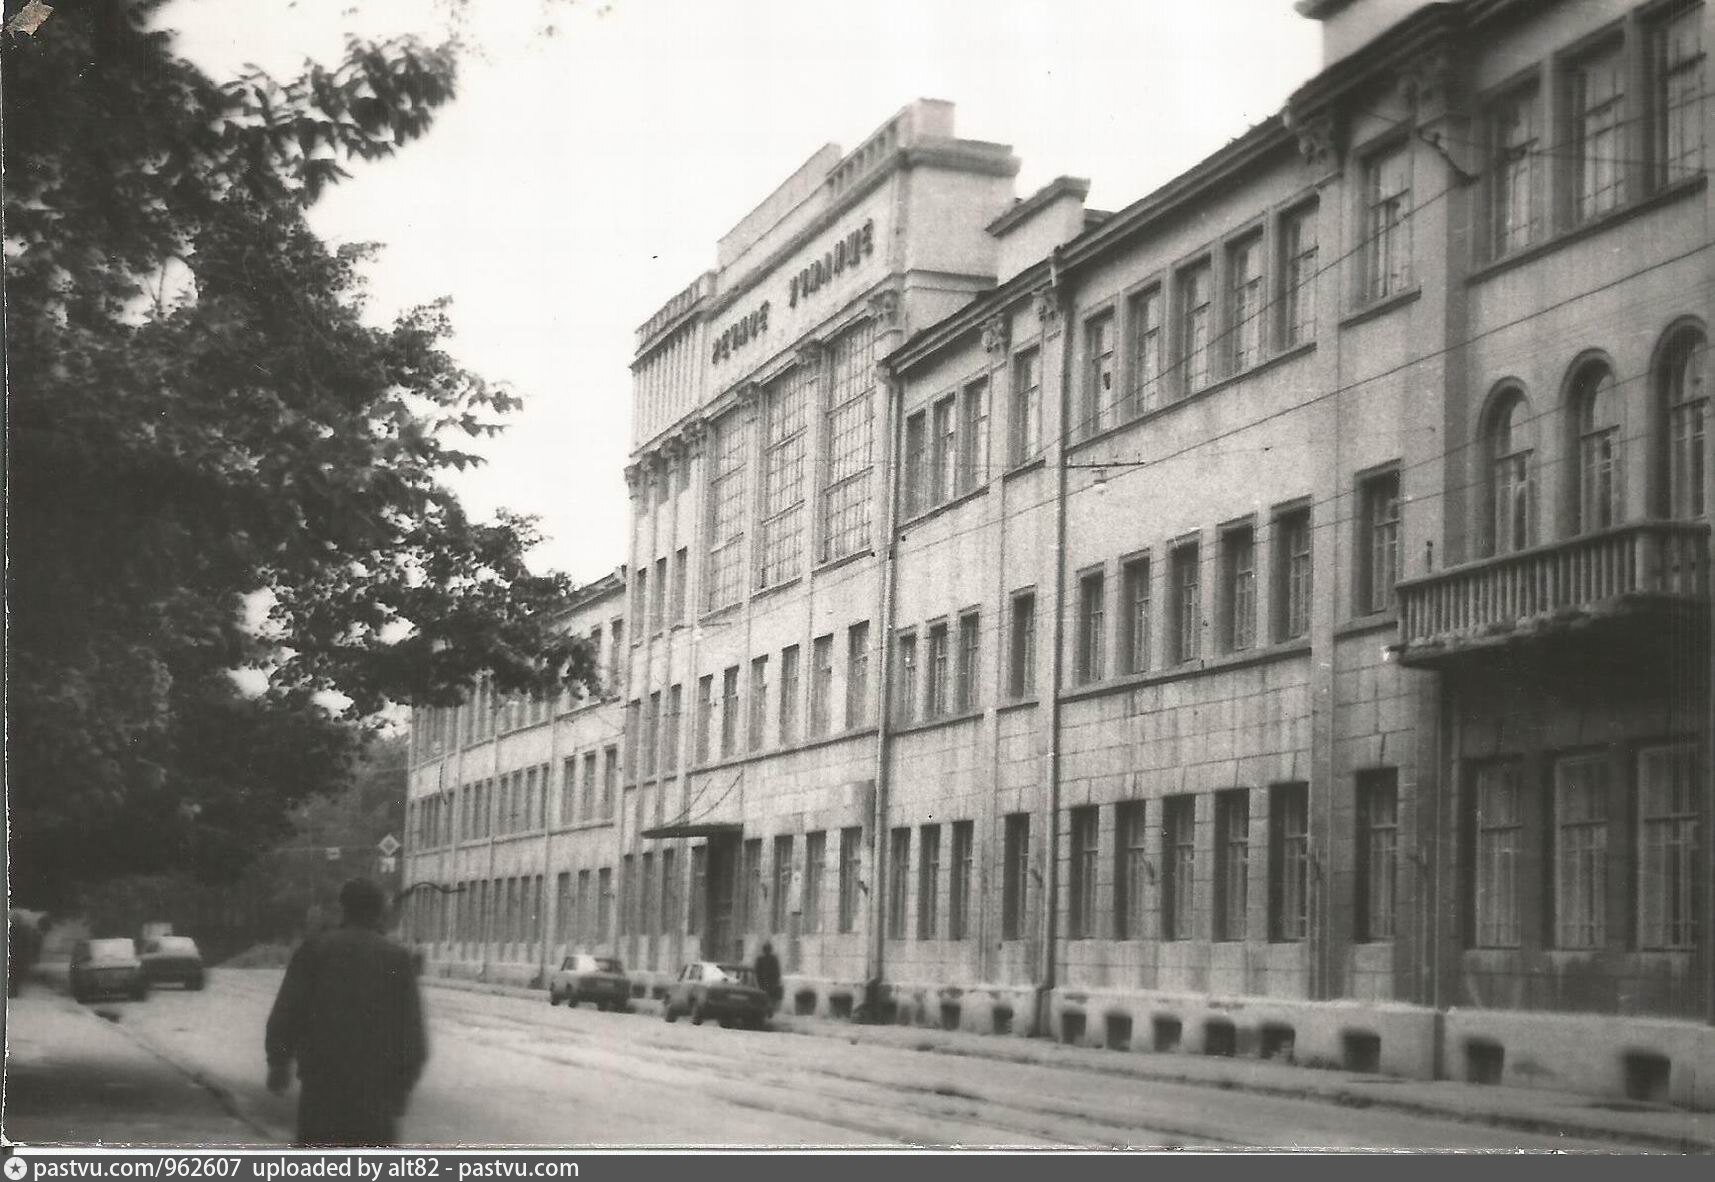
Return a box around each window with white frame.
[1001,812,1030,941]
[1161,795,1195,941]
[694,674,713,764]
[1129,284,1164,417]
[747,656,768,752]
[1279,204,1318,347]
[1363,145,1412,303]
[949,820,973,940]
[1638,742,1699,950]
[1010,347,1042,467]
[1068,806,1099,940]
[1114,800,1148,940]
[845,621,870,728]
[1655,4,1706,188]
[931,394,957,505]
[1488,389,1537,555]
[1083,309,1117,437]
[955,610,979,713]
[1554,754,1609,950]
[705,410,749,611]
[1171,540,1201,663]
[959,378,989,494]
[1663,328,1707,520]
[1178,261,1213,396]
[887,827,909,939]
[1574,362,1625,532]
[895,631,918,725]
[719,665,739,758]
[1228,233,1264,373]
[1571,42,1627,223]
[917,823,941,940]
[1275,507,1312,641]
[903,409,927,517]
[1473,762,1522,948]
[1488,85,1542,258]
[778,644,800,745]
[820,321,877,563]
[1356,769,1398,942]
[1358,469,1401,615]
[1076,567,1105,684]
[1269,782,1309,943]
[926,621,951,719]
[810,633,833,737]
[759,365,811,588]
[1220,524,1256,653]
[1008,590,1036,698]
[1121,553,1151,674]
[642,692,660,778]
[1214,789,1249,942]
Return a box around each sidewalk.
[4,983,268,1147]
[422,974,1715,1152]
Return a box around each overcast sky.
[168,0,1323,585]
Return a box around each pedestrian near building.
[265,878,428,1147]
[754,942,782,1015]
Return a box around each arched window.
[1488,388,1536,554]
[1661,328,1707,519]
[1574,362,1623,532]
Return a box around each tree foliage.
[4,0,594,903]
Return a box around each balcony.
[1395,521,1711,668]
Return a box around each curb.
[416,974,1713,1152]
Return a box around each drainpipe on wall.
[867,360,905,1007]
[539,687,562,991]
[1036,248,1071,1038]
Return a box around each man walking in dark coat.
[754,941,782,1014]
[265,879,427,1147]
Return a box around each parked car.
[70,938,148,1004]
[547,953,631,1011]
[663,962,770,1029]
[139,935,206,990]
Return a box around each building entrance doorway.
[705,833,742,963]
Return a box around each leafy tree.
[4,0,594,905]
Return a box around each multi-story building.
[403,570,628,987]
[406,0,1712,1107]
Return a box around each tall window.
[1130,285,1164,416]
[632,566,649,635]
[1279,204,1318,347]
[608,619,623,693]
[1655,5,1705,187]
[771,835,793,933]
[1473,762,1522,948]
[1008,591,1036,698]
[802,831,826,935]
[1575,363,1624,532]
[1179,261,1213,396]
[706,410,749,610]
[1076,568,1106,684]
[917,824,941,939]
[1010,347,1042,467]
[642,692,660,778]
[1001,812,1030,941]
[895,631,918,725]
[662,847,678,937]
[1171,540,1201,663]
[1663,329,1707,519]
[810,633,834,737]
[1572,44,1626,222]
[1214,789,1249,941]
[904,410,927,517]
[955,611,980,713]
[1068,806,1099,940]
[652,555,667,631]
[596,867,612,940]
[1489,87,1541,257]
[1084,310,1117,437]
[640,853,654,939]
[658,682,679,775]
[741,838,762,935]
[778,645,800,745]
[1359,470,1401,614]
[1161,795,1195,941]
[1114,800,1148,940]
[1220,525,1256,653]
[1269,783,1309,943]
[838,826,863,933]
[821,321,877,563]
[1554,754,1609,950]
[1638,742,1699,950]
[1489,390,1536,554]
[1275,508,1312,641]
[926,622,951,719]
[581,753,597,822]
[602,747,618,819]
[949,820,973,940]
[1363,145,1412,302]
[1356,769,1398,943]
[886,828,910,939]
[1121,555,1151,674]
[720,665,739,758]
[931,395,957,506]
[671,547,688,624]
[747,656,768,751]
[759,365,811,588]
[960,378,989,494]
[845,622,870,728]
[688,850,704,935]
[1229,234,1264,372]
[694,674,714,764]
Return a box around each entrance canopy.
[639,820,744,840]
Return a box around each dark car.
[139,935,206,990]
[548,953,631,1011]
[663,961,770,1029]
[70,938,148,1004]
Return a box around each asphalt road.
[44,968,1645,1150]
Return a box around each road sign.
[377,833,401,857]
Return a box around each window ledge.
[690,724,880,773]
[1335,612,1399,640]
[900,483,990,533]
[698,602,742,628]
[1339,286,1422,330]
[1058,639,1312,704]
[1468,175,1707,285]
[549,817,616,835]
[750,574,803,604]
[813,547,876,579]
[996,695,1040,714]
[1065,342,1318,457]
[893,707,984,737]
[1002,456,1047,482]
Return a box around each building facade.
[406,1,1713,1107]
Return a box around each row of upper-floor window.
[405,747,621,850]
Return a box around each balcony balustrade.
[1395,521,1710,667]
